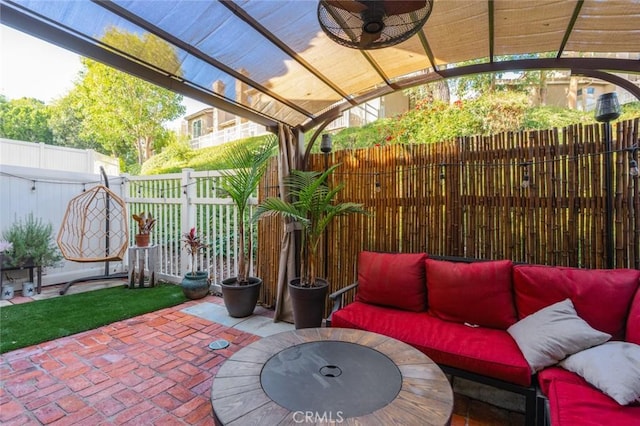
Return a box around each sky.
[0,25,208,129]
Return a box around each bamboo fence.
[256,119,640,309]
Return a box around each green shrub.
[141,134,272,175]
[330,93,639,149]
[2,214,62,268]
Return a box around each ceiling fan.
[317,0,433,50]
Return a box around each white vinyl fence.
[1,166,249,290]
[124,168,255,286]
[1,138,120,175]
[0,165,126,286]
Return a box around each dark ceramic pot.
[221,277,262,318]
[181,271,209,300]
[288,278,329,329]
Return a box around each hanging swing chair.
[57,168,129,294]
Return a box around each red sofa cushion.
[626,288,640,345]
[426,259,517,329]
[546,376,640,426]
[538,366,585,396]
[332,301,531,386]
[513,265,640,340]
[355,251,428,312]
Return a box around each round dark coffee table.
[211,328,453,425]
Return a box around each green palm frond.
[216,134,277,282]
[253,197,309,226]
[219,135,277,214]
[253,163,369,286]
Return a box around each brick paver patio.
[1,296,261,425]
[1,293,523,425]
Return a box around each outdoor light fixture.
[320,134,333,153]
[594,92,620,270]
[594,92,621,123]
[520,163,531,189]
[629,145,639,177]
[209,339,230,350]
[320,133,333,279]
[630,159,639,177]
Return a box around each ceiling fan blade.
[383,0,427,16]
[325,0,367,14]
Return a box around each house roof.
[184,108,214,122]
[2,0,639,132]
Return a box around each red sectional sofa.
[329,252,640,426]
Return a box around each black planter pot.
[221,277,262,318]
[289,278,329,329]
[181,271,209,300]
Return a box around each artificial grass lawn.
[0,283,187,354]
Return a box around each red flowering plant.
[182,228,208,276]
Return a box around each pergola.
[2,0,639,320]
[2,0,639,138]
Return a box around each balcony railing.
[189,122,268,149]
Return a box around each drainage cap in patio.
[208,339,230,350]
[261,341,402,418]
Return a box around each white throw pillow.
[507,298,611,373]
[559,341,640,405]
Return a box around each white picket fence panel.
[1,166,250,290]
[124,169,254,286]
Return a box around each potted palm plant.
[218,135,277,317]
[181,227,209,299]
[132,212,156,247]
[254,163,368,328]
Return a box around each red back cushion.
[355,251,428,312]
[626,288,640,344]
[426,259,517,329]
[513,265,640,340]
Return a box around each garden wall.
[257,119,640,309]
[0,138,120,175]
[0,165,126,286]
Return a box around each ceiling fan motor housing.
[361,3,385,34]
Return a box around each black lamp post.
[320,134,333,278]
[594,92,621,269]
[320,134,333,170]
[320,133,333,278]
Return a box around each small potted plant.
[2,215,63,297]
[254,164,369,328]
[1,214,62,269]
[0,240,13,269]
[132,212,156,247]
[181,227,209,299]
[0,240,14,299]
[217,135,277,317]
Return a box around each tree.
[451,53,556,101]
[54,27,185,168]
[48,89,99,150]
[404,80,450,108]
[0,96,53,143]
